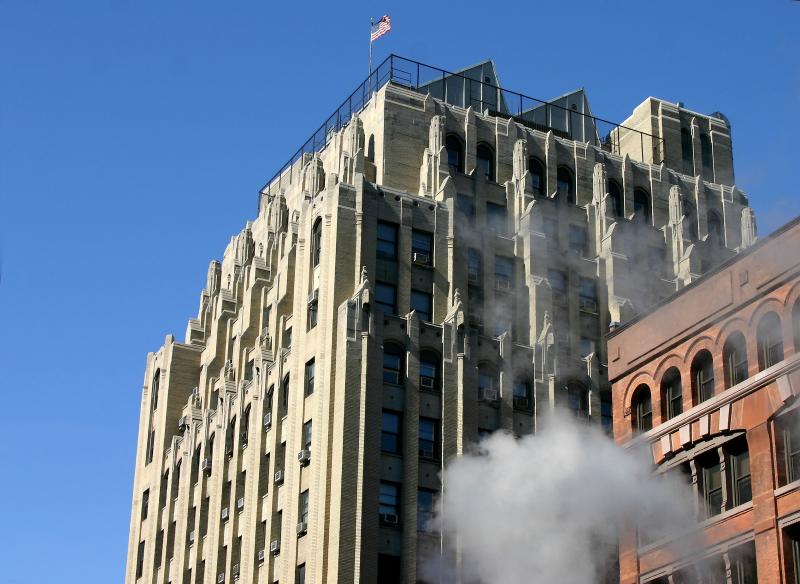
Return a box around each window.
[281,374,290,412]
[377,554,402,584]
[684,200,699,240]
[478,364,498,401]
[376,222,398,259]
[145,429,155,465]
[412,230,432,264]
[661,367,683,421]
[457,194,476,223]
[476,143,495,181]
[383,344,404,385]
[299,490,309,525]
[691,350,715,405]
[417,489,436,532]
[543,216,558,247]
[467,248,482,283]
[141,489,150,521]
[513,380,532,411]
[578,277,598,313]
[578,337,595,357]
[411,290,433,322]
[529,157,545,195]
[549,269,567,303]
[419,351,439,392]
[707,210,723,241]
[381,411,401,454]
[307,291,318,330]
[419,417,439,459]
[729,541,757,584]
[728,439,752,507]
[311,218,322,267]
[241,405,251,447]
[681,127,693,173]
[787,525,800,584]
[556,166,575,204]
[151,369,160,411]
[302,420,313,451]
[757,311,784,371]
[445,134,464,173]
[697,451,723,517]
[375,282,397,315]
[568,225,588,256]
[601,393,613,435]
[379,482,399,519]
[284,326,292,349]
[794,300,800,354]
[632,385,652,432]
[136,540,145,579]
[700,134,713,171]
[781,411,800,485]
[633,189,651,224]
[486,202,508,234]
[608,179,623,217]
[304,359,315,396]
[367,135,375,163]
[566,382,589,419]
[723,332,749,388]
[494,256,514,290]
[297,563,306,584]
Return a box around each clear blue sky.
[0,1,798,582]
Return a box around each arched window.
[241,404,251,447]
[311,218,322,268]
[633,189,651,224]
[226,416,236,457]
[445,134,464,173]
[367,134,375,163]
[151,368,160,411]
[723,332,748,388]
[383,343,405,385]
[419,350,440,392]
[757,312,784,371]
[681,128,693,173]
[565,382,589,419]
[631,384,652,432]
[793,300,800,354]
[700,134,713,171]
[608,179,623,217]
[691,350,715,405]
[529,157,545,195]
[476,143,495,182]
[661,367,683,421]
[707,211,722,241]
[478,363,499,401]
[266,384,274,411]
[556,166,576,204]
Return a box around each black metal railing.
[261,55,665,195]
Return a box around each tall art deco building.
[125,56,758,584]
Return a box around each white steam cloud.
[424,412,699,584]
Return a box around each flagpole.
[368,17,374,77]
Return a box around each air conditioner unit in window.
[178,416,188,432]
[495,277,511,291]
[188,530,195,544]
[256,549,266,563]
[274,470,284,485]
[201,458,212,474]
[298,449,311,465]
[221,507,229,521]
[296,521,308,536]
[420,376,436,390]
[307,289,319,305]
[381,513,399,525]
[237,497,245,511]
[412,252,430,265]
[480,388,499,402]
[263,411,272,430]
[270,539,280,554]
[217,572,225,584]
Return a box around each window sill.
[775,480,800,498]
[419,454,441,463]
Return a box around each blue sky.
[0,1,798,582]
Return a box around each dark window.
[661,368,683,421]
[633,189,651,224]
[367,135,375,162]
[297,563,306,584]
[691,350,715,404]
[757,311,784,370]
[377,222,398,259]
[383,344,404,385]
[486,203,508,234]
[568,225,588,256]
[151,369,160,411]
[549,269,567,304]
[412,230,432,264]
[601,392,613,435]
[379,482,400,518]
[457,194,476,223]
[284,326,292,349]
[608,179,623,217]
[241,405,251,447]
[303,420,312,451]
[529,157,545,195]
[513,380,532,411]
[787,525,800,584]
[700,134,713,171]
[145,429,155,465]
[707,211,723,241]
[543,216,558,247]
[411,290,432,322]
[281,374,290,412]
[684,200,699,240]
[494,256,514,290]
[419,417,439,459]
[467,248,482,283]
[556,166,576,204]
[698,451,723,517]
[136,540,146,579]
[311,218,322,267]
[728,439,752,507]
[681,127,693,173]
[782,411,800,485]
[478,365,497,401]
[724,332,749,388]
[304,359,315,396]
[476,143,495,181]
[794,301,800,354]
[578,277,598,313]
[141,489,150,521]
[566,382,589,419]
[419,351,440,392]
[445,134,464,173]
[299,490,309,525]
[377,554,402,584]
[730,541,758,584]
[307,292,318,330]
[417,488,436,532]
[632,385,652,432]
[375,282,397,315]
[381,411,401,454]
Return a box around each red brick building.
[608,217,800,583]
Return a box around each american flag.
[370,15,391,42]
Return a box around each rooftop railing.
[261,55,665,194]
